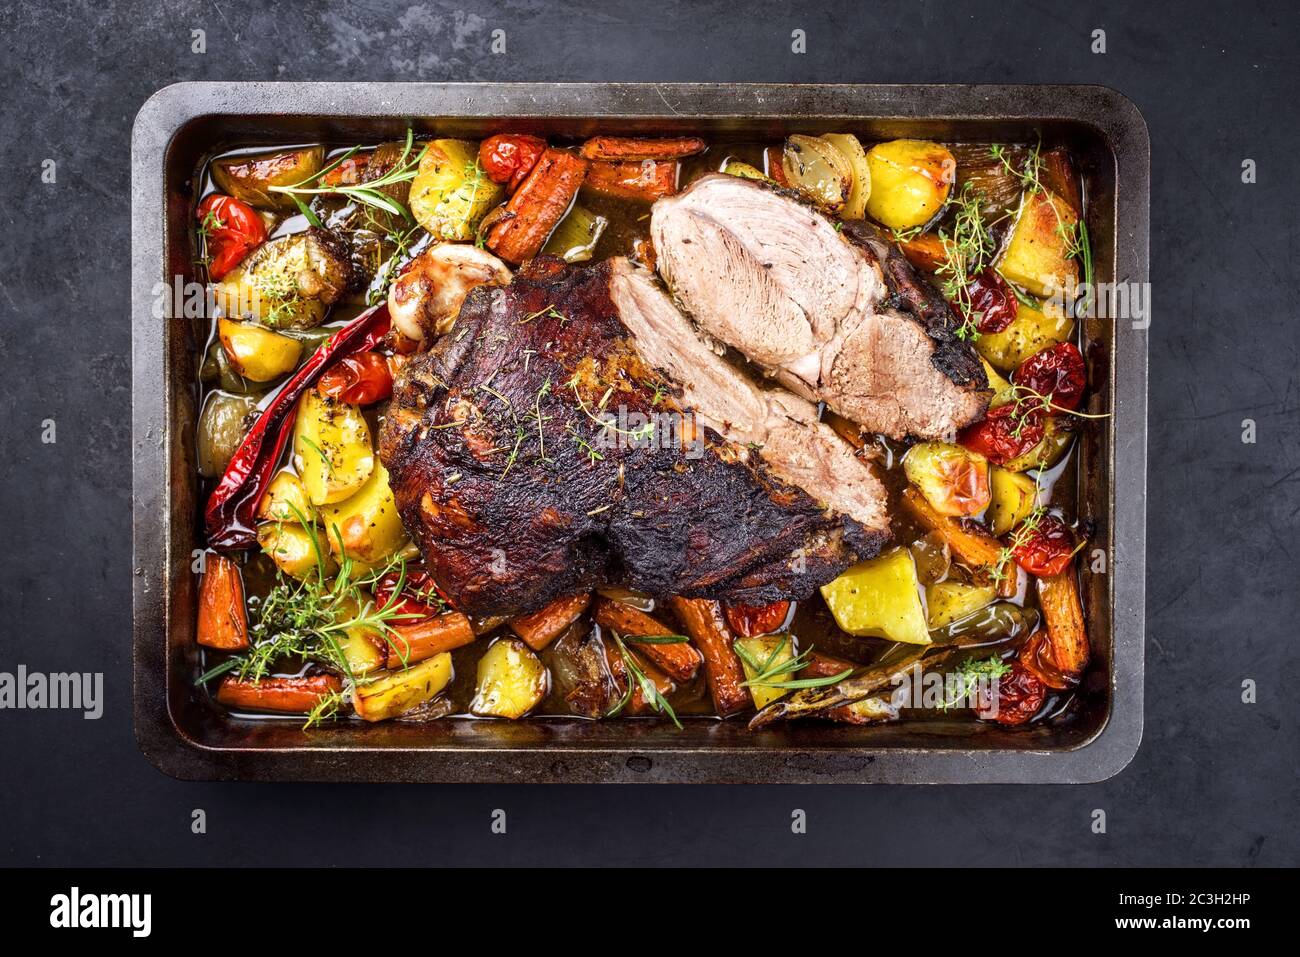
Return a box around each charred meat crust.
[839,219,986,390]
[379,257,883,618]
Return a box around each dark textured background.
[0,0,1295,866]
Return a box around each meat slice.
[379,256,888,619]
[650,173,989,440]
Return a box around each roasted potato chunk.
[211,146,326,210]
[864,139,954,229]
[292,389,374,506]
[975,298,1074,372]
[256,469,315,524]
[470,638,549,719]
[820,548,931,645]
[353,653,453,722]
[735,635,795,711]
[409,139,504,241]
[319,461,405,564]
[998,188,1080,298]
[218,318,301,381]
[987,467,1038,535]
[925,581,996,629]
[257,522,336,580]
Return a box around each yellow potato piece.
[257,469,314,524]
[925,581,996,629]
[975,298,1074,372]
[998,188,1080,298]
[864,139,954,229]
[735,635,796,711]
[319,461,406,564]
[470,638,549,719]
[218,318,302,381]
[820,548,931,645]
[409,139,504,241]
[353,653,453,722]
[293,389,374,505]
[987,467,1038,535]
[257,522,336,580]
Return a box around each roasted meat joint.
[193,130,1098,731]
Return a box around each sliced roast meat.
[650,173,989,440]
[379,256,888,619]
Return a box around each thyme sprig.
[732,637,853,690]
[932,182,1004,341]
[936,655,1012,711]
[269,129,427,222]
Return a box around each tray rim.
[131,81,1148,784]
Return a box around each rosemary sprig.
[269,129,427,222]
[732,637,852,690]
[606,634,682,729]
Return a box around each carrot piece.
[899,233,947,273]
[1040,148,1082,217]
[486,148,588,264]
[216,674,342,714]
[583,160,679,202]
[604,638,674,714]
[592,597,702,682]
[196,554,249,650]
[578,136,705,162]
[668,597,750,716]
[1037,570,1089,679]
[511,593,592,651]
[901,487,1017,598]
[384,611,476,668]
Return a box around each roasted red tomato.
[1008,513,1076,577]
[957,403,1044,465]
[725,600,792,637]
[479,134,547,191]
[373,568,447,622]
[1013,342,1086,412]
[196,194,267,280]
[961,269,1017,333]
[978,664,1047,726]
[317,352,393,405]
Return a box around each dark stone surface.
[0,0,1295,866]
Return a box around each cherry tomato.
[317,352,394,405]
[1013,342,1086,412]
[958,269,1017,333]
[957,403,1044,465]
[1008,513,1076,577]
[373,568,448,622]
[725,600,792,637]
[196,194,267,280]
[977,664,1046,726]
[479,134,547,191]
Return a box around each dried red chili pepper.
[724,600,792,638]
[977,663,1046,726]
[196,194,266,280]
[1008,513,1076,577]
[204,304,392,551]
[957,403,1044,465]
[478,134,547,191]
[1013,342,1086,412]
[317,352,393,405]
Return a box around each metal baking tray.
[131,82,1148,783]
